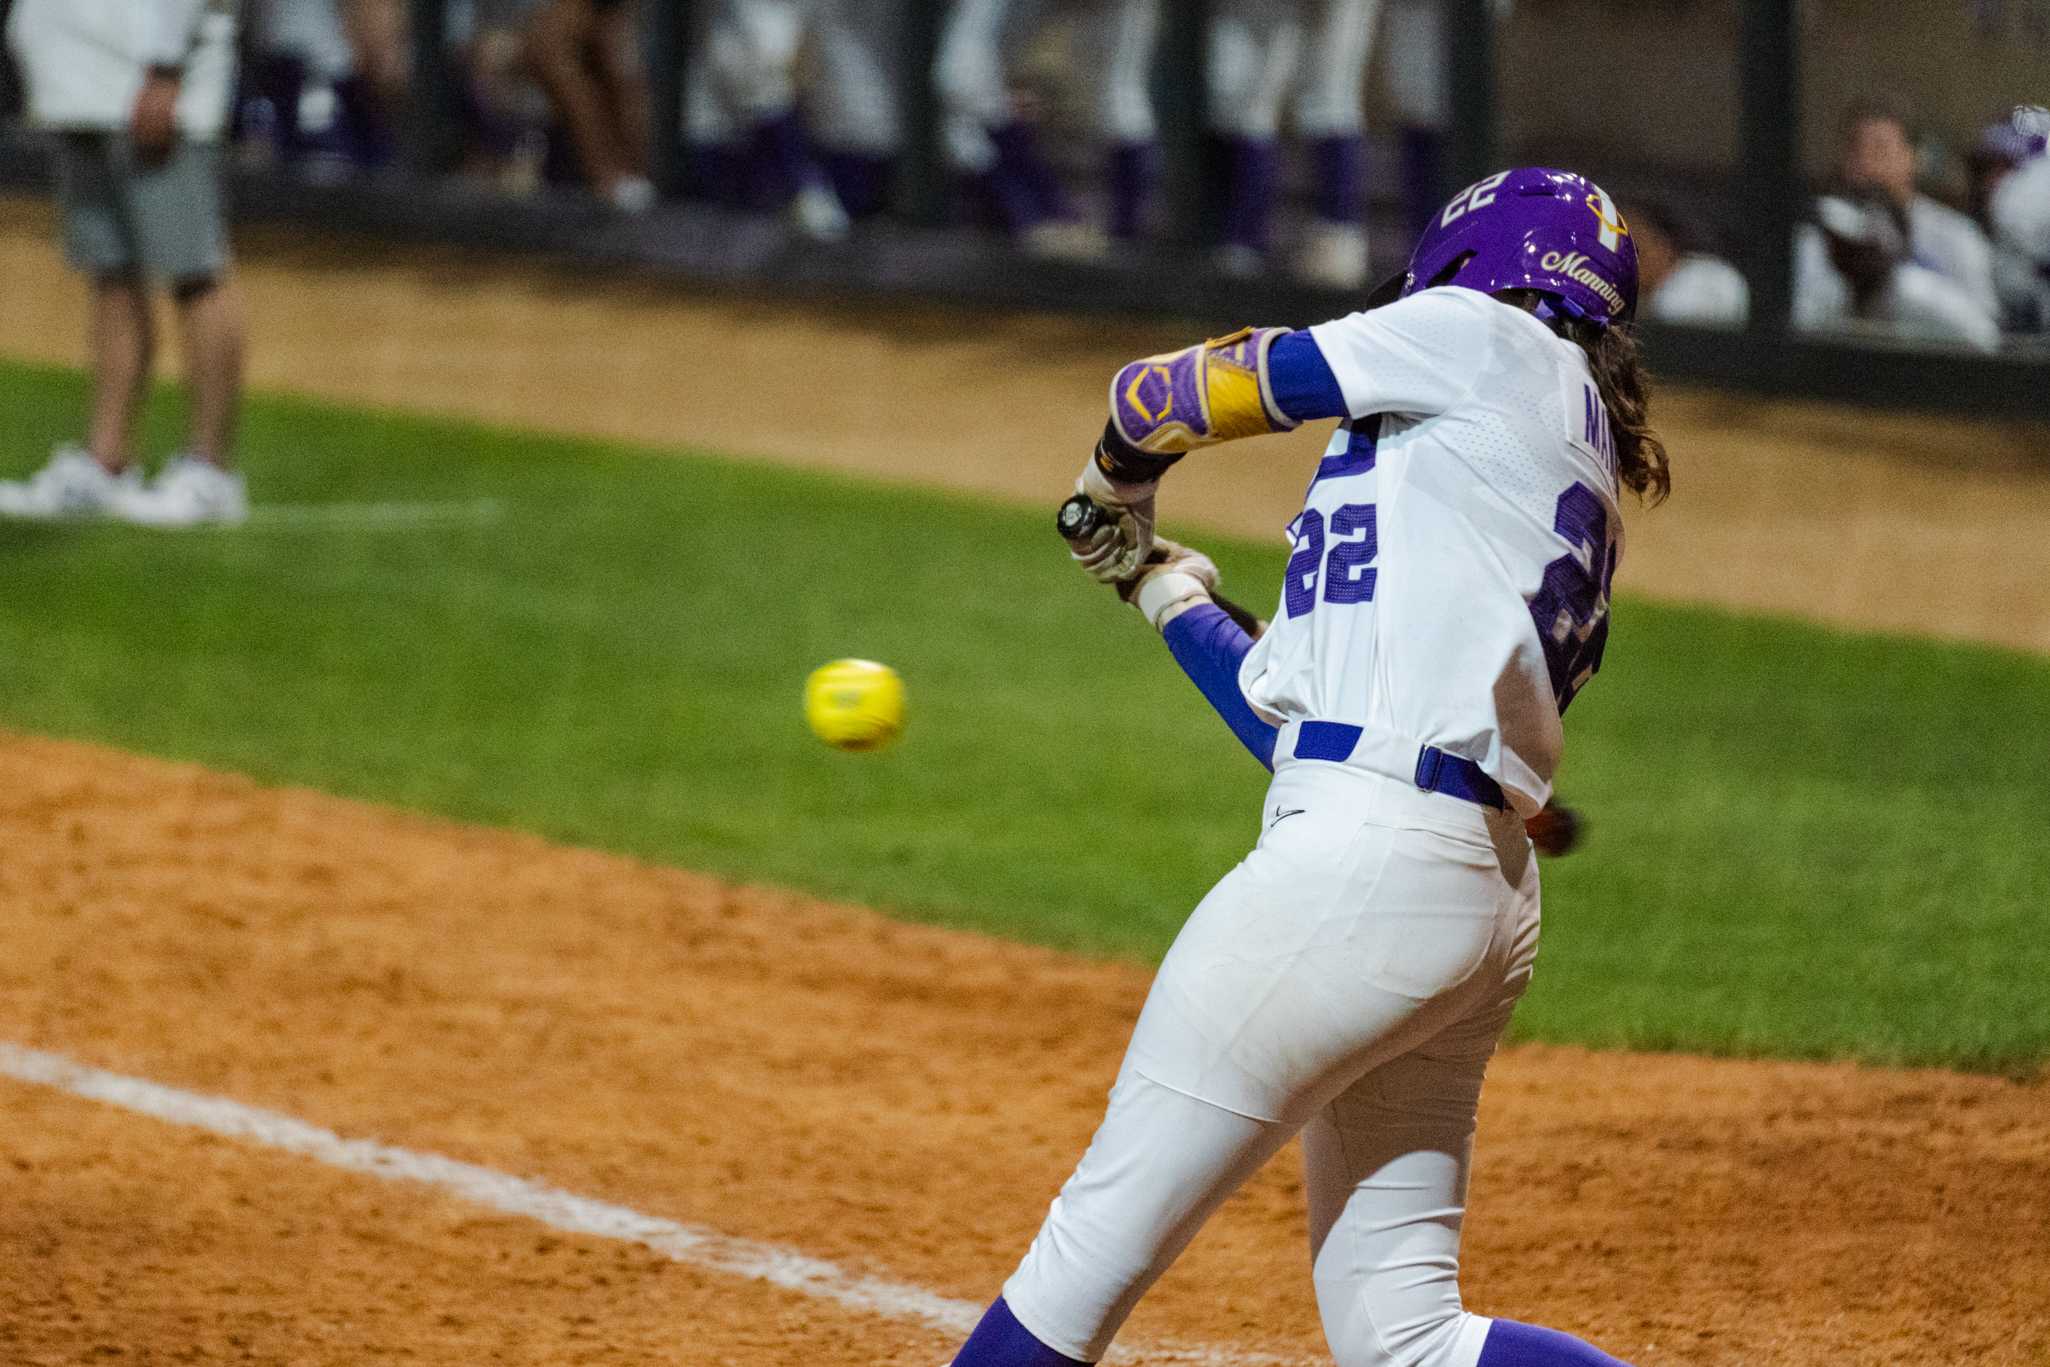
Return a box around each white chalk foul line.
[0,1042,1312,1367]
[237,498,507,529]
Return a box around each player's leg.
[703,0,847,234]
[1207,1,1301,274]
[0,132,148,517]
[86,274,155,473]
[1302,851,1629,1367]
[805,0,905,220]
[955,1066,1298,1365]
[523,0,636,204]
[68,134,155,471]
[955,768,1516,1364]
[131,138,249,527]
[589,0,653,183]
[1381,0,1451,241]
[1288,0,1378,288]
[1085,0,1162,242]
[936,0,1082,244]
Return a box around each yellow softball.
[803,659,906,752]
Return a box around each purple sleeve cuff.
[1161,604,1277,771]
[1266,330,1348,424]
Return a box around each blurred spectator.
[1208,0,1376,288]
[1839,99,2001,320]
[1630,200,1748,328]
[1794,191,2001,352]
[685,0,877,240]
[341,0,407,123]
[522,0,654,212]
[1971,104,2050,333]
[1791,102,2002,352]
[803,0,906,222]
[935,0,1159,259]
[244,0,400,177]
[1380,0,1494,242]
[447,0,551,192]
[1,0,250,525]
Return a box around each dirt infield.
[1,734,2045,1366]
[3,197,2050,654]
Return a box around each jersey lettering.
[1581,385,1614,470]
[1528,482,1616,712]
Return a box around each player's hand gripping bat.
[1057,494,1266,637]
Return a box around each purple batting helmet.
[1398,167,1639,327]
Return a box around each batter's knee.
[1322,1305,1493,1367]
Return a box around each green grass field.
[3,360,2046,1072]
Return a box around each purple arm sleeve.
[1266,330,1348,423]
[1161,604,1278,771]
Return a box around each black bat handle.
[1056,493,1107,542]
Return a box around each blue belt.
[1292,721,1507,811]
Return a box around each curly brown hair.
[1493,288,1671,505]
[1559,315,1672,506]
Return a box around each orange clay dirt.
[1,736,2047,1366]
[1,200,2049,1365]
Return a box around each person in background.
[1,0,250,526]
[522,0,654,212]
[1378,0,1457,242]
[804,0,906,223]
[445,0,552,193]
[1838,99,2001,322]
[1629,200,1748,328]
[1207,0,1377,288]
[243,0,398,177]
[934,0,1160,259]
[1793,189,2001,352]
[684,0,855,240]
[1970,104,2050,333]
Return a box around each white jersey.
[1992,158,2050,324]
[1237,288,1623,815]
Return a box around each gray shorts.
[53,133,230,284]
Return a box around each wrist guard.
[1108,326,1300,457]
[1093,422,1180,485]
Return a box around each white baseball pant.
[1001,759,1541,1367]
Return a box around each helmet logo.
[1586,191,1630,251]
[1541,250,1628,316]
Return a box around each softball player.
[950,169,1665,1367]
[935,0,1161,251]
[1209,0,1378,285]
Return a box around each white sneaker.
[114,456,249,528]
[0,445,141,519]
[1295,220,1370,291]
[790,180,852,242]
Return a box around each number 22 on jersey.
[1283,393,1620,716]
